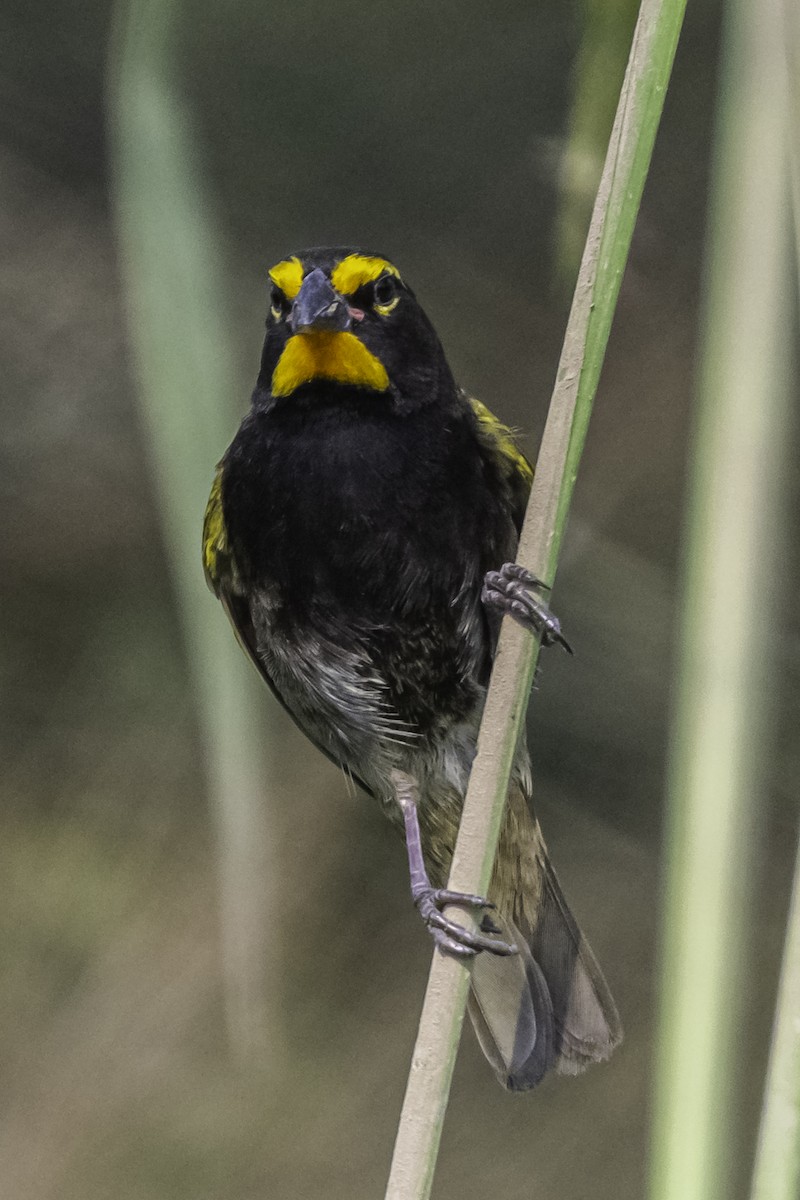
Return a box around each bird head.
[256,247,454,410]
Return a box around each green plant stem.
[649,0,791,1197]
[751,841,800,1200]
[749,7,800,1196]
[785,0,800,259]
[107,0,277,1061]
[384,3,687,1197]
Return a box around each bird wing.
[460,395,535,679]
[203,467,235,597]
[203,467,374,793]
[203,466,281,695]
[466,395,533,536]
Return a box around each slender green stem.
[384,3,687,1197]
[649,0,791,1197]
[107,0,277,1060]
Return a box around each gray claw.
[430,888,496,911]
[432,928,476,958]
[497,562,550,591]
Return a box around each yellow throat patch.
[272,331,390,397]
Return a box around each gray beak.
[290,268,352,334]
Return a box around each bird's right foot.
[413,886,517,959]
[392,767,518,960]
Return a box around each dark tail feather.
[467,922,557,1089]
[528,853,622,1076]
[467,828,622,1090]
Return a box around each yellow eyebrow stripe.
[268,256,304,300]
[331,254,401,296]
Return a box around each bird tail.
[466,785,623,1090]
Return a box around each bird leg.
[390,769,517,959]
[482,562,573,653]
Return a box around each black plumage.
[204,246,621,1088]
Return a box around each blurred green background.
[2,2,796,1198]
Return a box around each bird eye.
[373,275,399,314]
[270,286,289,320]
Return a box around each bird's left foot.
[482,562,573,653]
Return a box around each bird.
[203,246,622,1089]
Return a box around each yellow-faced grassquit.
[203,247,622,1089]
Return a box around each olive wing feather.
[467,394,533,537]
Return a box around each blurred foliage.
[651,0,795,1195]
[555,0,640,284]
[108,0,277,1060]
[1,1,798,1198]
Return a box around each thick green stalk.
[752,846,800,1200]
[649,0,791,1196]
[749,6,800,1197]
[107,0,277,1060]
[384,3,687,1197]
